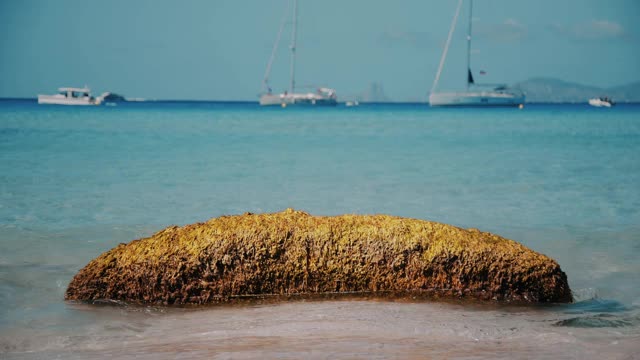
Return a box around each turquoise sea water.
[1,100,639,358]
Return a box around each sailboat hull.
[259,93,338,107]
[429,91,525,107]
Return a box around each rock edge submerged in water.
[65,209,572,304]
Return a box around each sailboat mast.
[262,3,290,94]
[466,0,473,91]
[289,0,298,94]
[430,0,463,96]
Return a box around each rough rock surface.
[66,209,572,304]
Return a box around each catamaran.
[259,0,337,107]
[429,0,525,107]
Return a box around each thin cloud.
[551,20,626,40]
[378,29,434,48]
[475,18,527,42]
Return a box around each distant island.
[341,82,391,103]
[512,78,640,104]
[342,78,640,104]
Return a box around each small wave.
[67,299,169,316]
[564,298,628,314]
[571,287,599,303]
[553,293,640,328]
[554,313,634,328]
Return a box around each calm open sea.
[1,100,639,359]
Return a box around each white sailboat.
[259,0,337,107]
[429,0,525,107]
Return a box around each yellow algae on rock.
[65,209,572,305]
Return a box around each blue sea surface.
[1,100,639,358]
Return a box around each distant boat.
[38,87,106,106]
[101,92,126,103]
[429,0,525,107]
[589,97,614,107]
[259,0,337,107]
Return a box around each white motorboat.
[259,0,337,107]
[38,87,105,106]
[429,0,524,107]
[589,97,614,107]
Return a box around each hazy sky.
[1,0,638,101]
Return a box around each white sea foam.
[2,300,639,359]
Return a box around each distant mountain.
[608,82,640,102]
[513,78,640,103]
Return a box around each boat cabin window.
[70,91,88,98]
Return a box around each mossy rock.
[65,209,572,305]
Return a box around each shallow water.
[2,299,640,359]
[1,100,639,358]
